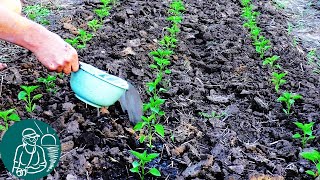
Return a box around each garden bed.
[0,0,319,179]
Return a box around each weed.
[38,74,58,94]
[199,111,226,119]
[292,122,315,147]
[0,109,20,131]
[277,92,302,114]
[130,150,161,180]
[300,149,320,177]
[88,19,102,32]
[18,85,42,113]
[271,72,286,93]
[24,5,50,25]
[263,55,281,69]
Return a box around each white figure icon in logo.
[12,128,47,177]
[12,121,60,177]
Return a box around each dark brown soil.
[0,0,319,179]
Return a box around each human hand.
[31,31,79,75]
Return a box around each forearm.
[0,5,51,53]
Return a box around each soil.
[0,0,319,179]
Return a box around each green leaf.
[305,170,316,177]
[132,161,140,168]
[146,153,159,161]
[149,167,161,177]
[33,94,43,100]
[134,122,146,131]
[294,122,304,129]
[165,69,171,74]
[0,125,5,131]
[32,104,36,112]
[292,133,301,139]
[130,150,144,160]
[9,113,20,121]
[150,64,158,69]
[154,124,165,137]
[18,91,27,100]
[139,135,146,143]
[130,166,139,173]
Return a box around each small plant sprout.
[94,0,114,20]
[307,49,320,74]
[167,16,183,24]
[166,24,180,36]
[263,55,281,69]
[240,0,252,6]
[38,74,58,94]
[18,85,43,113]
[277,92,302,114]
[169,0,185,15]
[87,19,102,32]
[199,111,226,119]
[254,36,271,59]
[66,29,93,49]
[292,122,316,147]
[300,149,320,177]
[271,72,287,93]
[0,109,20,131]
[24,5,51,25]
[159,35,177,49]
[130,150,161,180]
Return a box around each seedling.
[24,5,50,25]
[263,55,281,69]
[287,22,293,34]
[254,36,271,59]
[300,149,320,177]
[271,72,287,93]
[240,0,252,6]
[18,85,42,113]
[130,150,161,180]
[292,122,316,147]
[38,74,58,94]
[0,109,20,131]
[167,16,183,24]
[307,49,320,74]
[169,0,185,15]
[199,111,226,119]
[94,0,114,20]
[66,29,93,49]
[87,19,102,32]
[166,24,180,36]
[277,92,302,114]
[159,35,177,49]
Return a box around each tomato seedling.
[66,29,93,49]
[18,85,42,113]
[271,72,287,93]
[0,109,20,131]
[292,121,316,148]
[277,92,302,114]
[130,150,161,180]
[300,150,320,177]
[254,36,271,59]
[87,19,103,32]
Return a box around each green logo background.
[0,119,61,180]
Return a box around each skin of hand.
[0,0,79,74]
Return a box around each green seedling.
[307,49,320,74]
[263,55,281,69]
[159,35,177,49]
[66,29,93,49]
[166,24,180,36]
[240,0,251,6]
[271,72,287,93]
[94,0,114,20]
[130,150,161,180]
[287,22,293,34]
[24,5,50,25]
[277,92,302,114]
[87,19,102,32]
[254,36,271,59]
[38,74,58,94]
[199,111,226,119]
[0,109,20,131]
[169,0,185,15]
[250,26,261,41]
[18,85,42,113]
[167,16,183,24]
[292,122,316,147]
[300,149,320,177]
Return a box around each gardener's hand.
[32,31,79,74]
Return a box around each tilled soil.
[0,0,319,179]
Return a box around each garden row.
[241,0,319,178]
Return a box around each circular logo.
[0,119,61,180]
